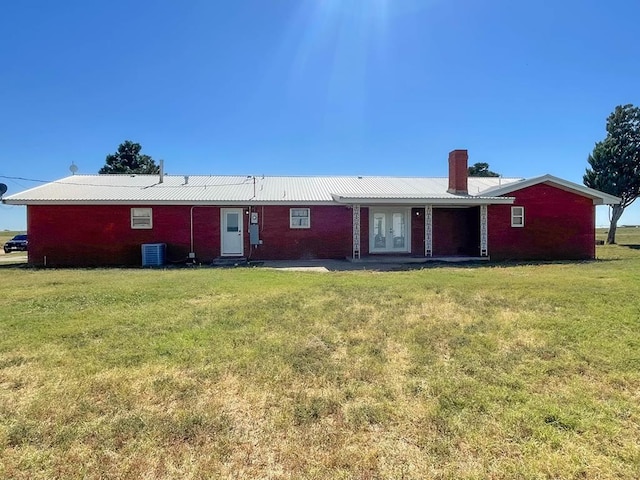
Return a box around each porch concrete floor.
[348,256,490,264]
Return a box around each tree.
[468,162,499,177]
[584,104,640,244]
[99,140,160,174]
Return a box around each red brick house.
[2,150,620,267]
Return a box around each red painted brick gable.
[488,183,596,260]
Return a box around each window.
[131,208,153,229]
[290,208,310,228]
[511,206,524,227]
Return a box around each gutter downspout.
[190,205,195,255]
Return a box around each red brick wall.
[432,207,480,256]
[411,208,425,255]
[25,184,596,266]
[249,205,352,260]
[488,183,596,260]
[27,205,222,266]
[27,204,354,266]
[448,150,469,194]
[360,207,370,257]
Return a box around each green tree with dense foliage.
[584,104,640,244]
[468,162,499,177]
[99,140,160,174]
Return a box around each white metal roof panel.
[2,174,526,205]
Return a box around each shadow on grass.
[396,258,605,271]
[0,256,628,272]
[0,262,29,270]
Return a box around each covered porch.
[340,199,512,262]
[346,254,491,264]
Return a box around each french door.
[369,208,410,253]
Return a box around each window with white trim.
[511,206,524,227]
[290,208,310,229]
[131,208,153,229]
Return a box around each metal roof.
[2,174,526,205]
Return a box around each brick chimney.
[447,149,468,195]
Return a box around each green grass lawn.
[1,232,640,479]
[597,226,640,246]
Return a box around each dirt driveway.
[0,250,27,265]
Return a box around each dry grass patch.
[1,250,640,478]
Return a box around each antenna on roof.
[69,162,78,175]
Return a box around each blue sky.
[1,0,639,230]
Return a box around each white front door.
[369,208,411,253]
[221,208,244,256]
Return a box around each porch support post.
[480,204,488,256]
[352,204,361,260]
[424,205,433,257]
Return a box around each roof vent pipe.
[159,159,164,183]
[184,175,189,185]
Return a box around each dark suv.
[3,234,28,253]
